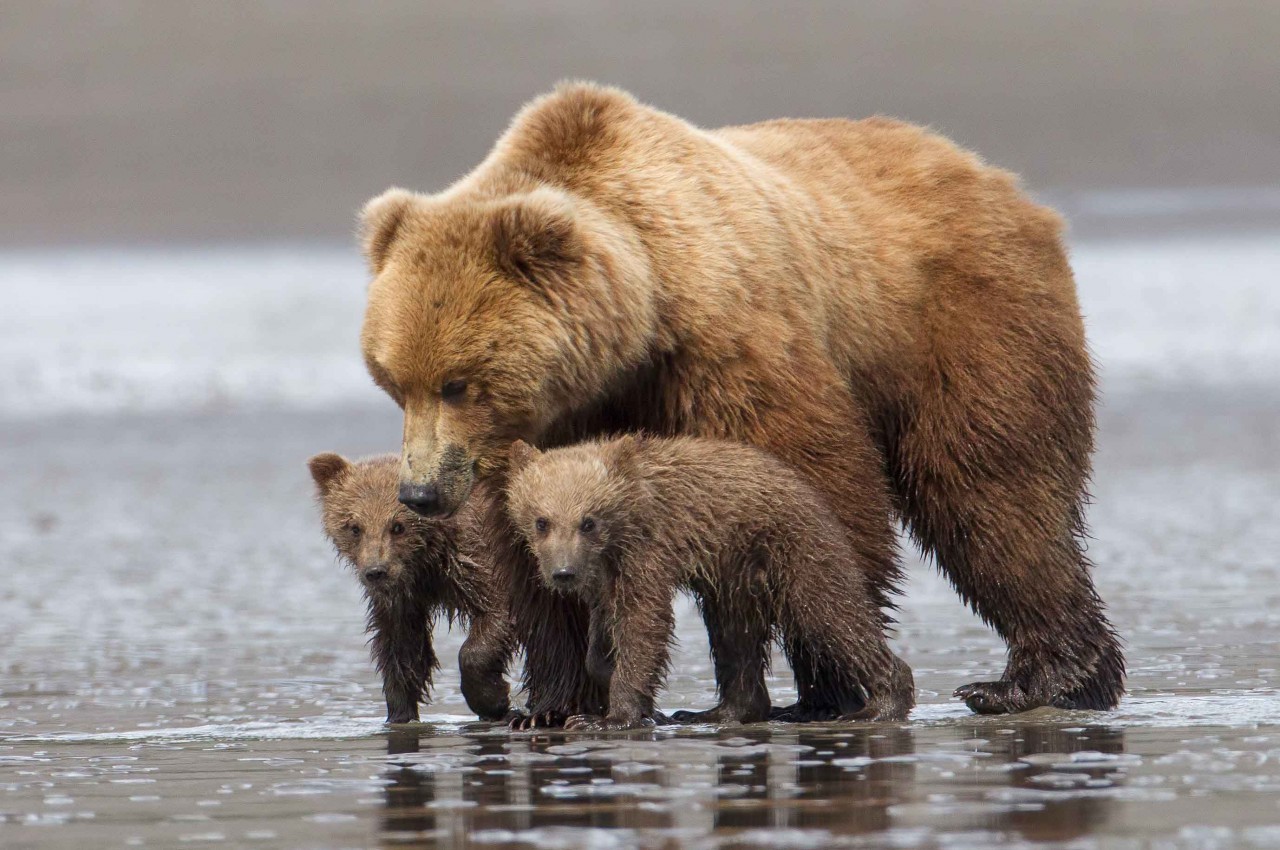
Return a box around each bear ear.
[308,452,351,496]
[358,187,416,274]
[507,440,542,476]
[609,434,641,472]
[491,189,584,290]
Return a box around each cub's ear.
[609,434,641,472]
[358,187,416,274]
[307,452,351,496]
[491,189,583,289]
[507,440,542,476]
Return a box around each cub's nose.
[364,566,389,583]
[552,567,577,585]
[398,482,441,516]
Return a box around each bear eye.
[534,517,549,534]
[348,523,362,538]
[389,521,405,536]
[579,517,596,534]
[441,378,468,402]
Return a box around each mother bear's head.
[358,184,655,517]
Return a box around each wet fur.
[506,436,915,728]
[358,82,1124,719]
[309,454,514,723]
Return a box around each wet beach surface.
[3,233,1280,848]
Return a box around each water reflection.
[373,722,1127,848]
[986,725,1125,841]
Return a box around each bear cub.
[308,453,513,723]
[505,435,914,730]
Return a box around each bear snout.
[398,481,442,516]
[362,564,391,584]
[548,566,578,589]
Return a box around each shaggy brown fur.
[358,82,1123,720]
[308,453,513,723]
[505,436,914,730]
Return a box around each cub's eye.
[441,379,468,402]
[389,521,405,536]
[579,517,596,534]
[534,517,549,534]
[348,523,362,538]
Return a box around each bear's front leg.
[671,585,772,725]
[458,613,512,721]
[584,607,615,693]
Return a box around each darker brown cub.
[506,435,915,731]
[308,453,513,723]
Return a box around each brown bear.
[505,435,915,730]
[308,452,513,723]
[357,82,1123,720]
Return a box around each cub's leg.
[565,578,675,732]
[774,545,914,722]
[369,606,437,724]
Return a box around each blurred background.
[3,1,1279,416]
[3,4,1279,848]
[6,1,1280,246]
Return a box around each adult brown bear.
[357,82,1123,719]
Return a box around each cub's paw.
[564,713,655,732]
[954,680,1033,715]
[508,710,568,731]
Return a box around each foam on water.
[1,230,1277,418]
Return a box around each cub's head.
[308,452,454,595]
[357,185,653,520]
[503,437,640,596]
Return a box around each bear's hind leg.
[890,318,1124,713]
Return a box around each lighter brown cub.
[506,435,914,731]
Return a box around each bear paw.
[508,710,568,731]
[563,713,655,732]
[954,680,1035,714]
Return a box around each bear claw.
[955,680,1033,715]
[563,713,655,732]
[508,710,568,731]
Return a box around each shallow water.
[2,238,1279,848]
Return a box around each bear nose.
[365,566,389,583]
[552,567,576,584]
[398,482,442,516]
